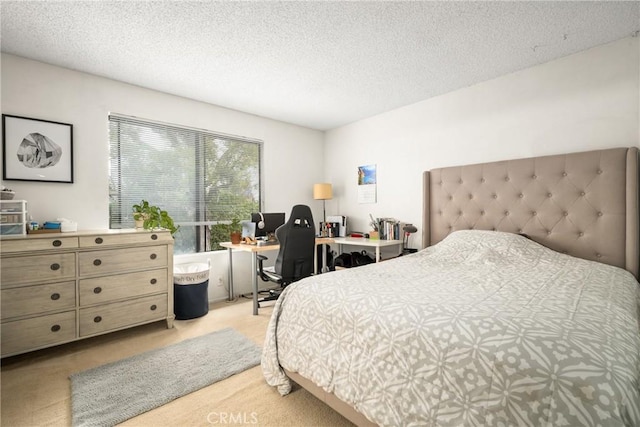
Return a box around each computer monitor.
[251,212,285,239]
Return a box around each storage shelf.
[0,200,27,236]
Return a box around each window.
[109,114,261,254]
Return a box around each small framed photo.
[2,114,74,183]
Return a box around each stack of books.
[376,218,401,240]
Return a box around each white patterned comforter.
[262,230,640,426]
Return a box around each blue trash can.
[173,262,210,320]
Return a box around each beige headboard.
[423,147,639,278]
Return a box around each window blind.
[109,114,261,253]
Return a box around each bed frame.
[287,146,640,426]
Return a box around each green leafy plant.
[132,200,179,236]
[228,217,242,244]
[229,217,242,234]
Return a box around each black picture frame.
[2,114,74,183]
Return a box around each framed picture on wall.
[2,114,74,183]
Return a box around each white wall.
[1,53,325,301]
[325,36,640,251]
[2,36,639,302]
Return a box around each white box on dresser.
[0,229,174,358]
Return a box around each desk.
[220,238,333,315]
[332,237,403,262]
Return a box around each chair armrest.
[257,254,270,282]
[256,254,283,284]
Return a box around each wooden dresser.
[0,229,174,358]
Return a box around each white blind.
[109,114,261,253]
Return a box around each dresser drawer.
[78,246,168,276]
[1,253,76,287]
[79,268,168,306]
[0,236,78,253]
[1,281,76,320]
[79,231,172,248]
[79,294,167,337]
[1,311,76,356]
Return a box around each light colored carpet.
[70,327,261,427]
[2,300,353,426]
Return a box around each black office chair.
[256,204,316,306]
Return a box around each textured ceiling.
[1,1,639,131]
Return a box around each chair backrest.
[274,204,316,283]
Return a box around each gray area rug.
[70,328,261,427]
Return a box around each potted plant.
[132,200,179,236]
[132,200,150,228]
[229,217,242,244]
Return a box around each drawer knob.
[51,324,61,332]
[94,316,102,323]
[93,259,102,266]
[151,234,158,240]
[150,253,157,260]
[50,263,60,271]
[150,278,157,285]
[50,293,60,300]
[93,287,102,294]
[52,240,62,247]
[95,237,103,244]
[150,304,157,311]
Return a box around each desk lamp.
[403,224,418,254]
[313,183,332,235]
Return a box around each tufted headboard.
[423,147,639,278]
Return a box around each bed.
[262,147,640,426]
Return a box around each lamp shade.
[403,224,418,233]
[313,183,333,200]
